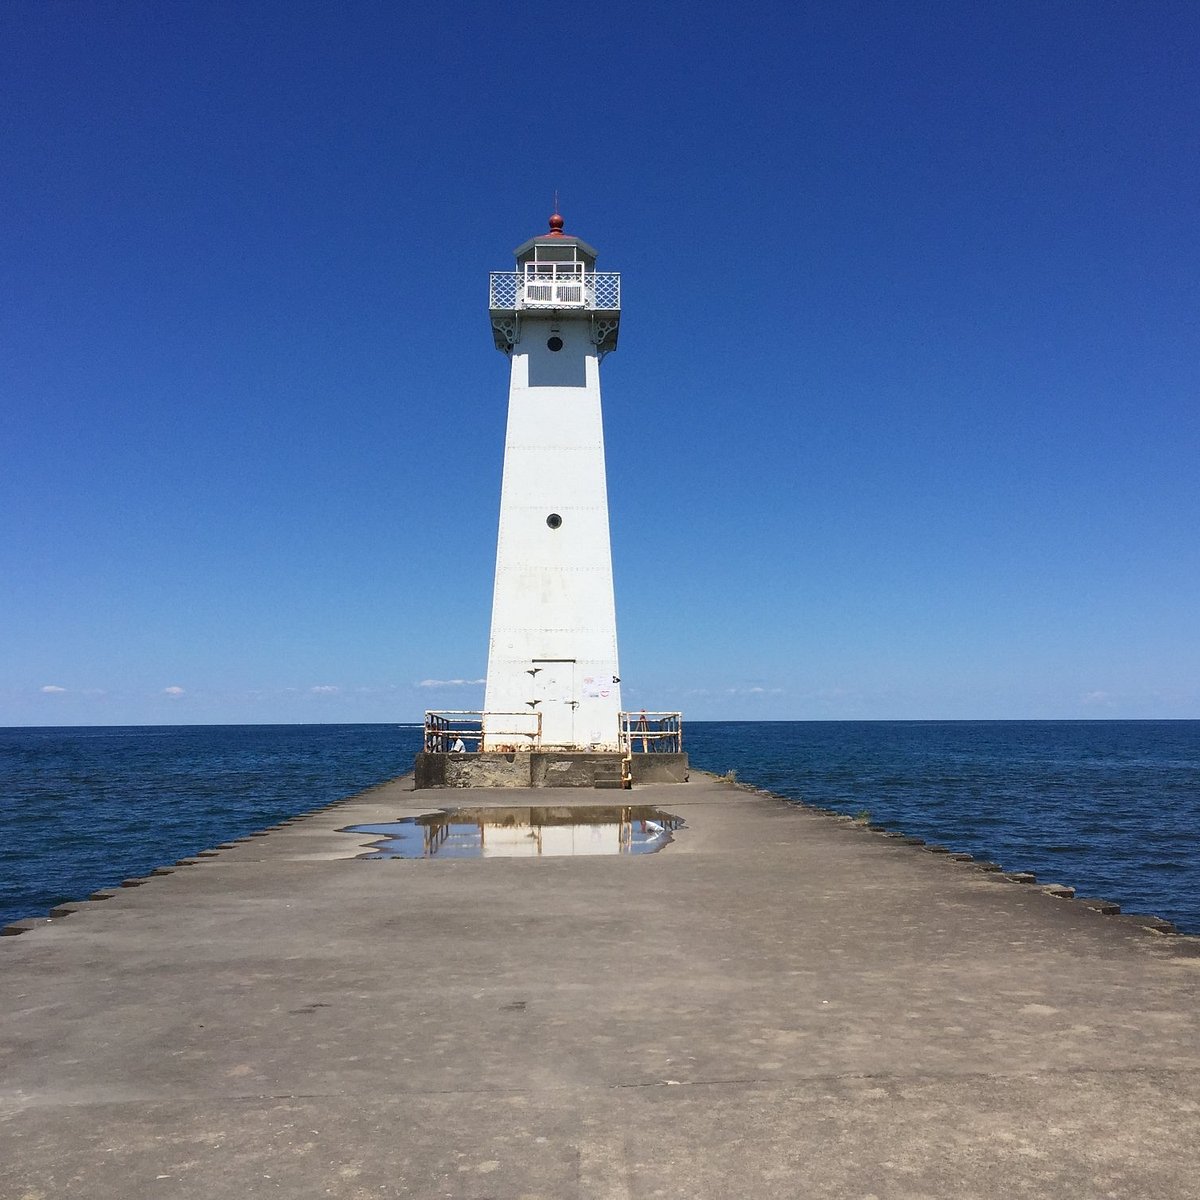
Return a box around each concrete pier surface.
[3,774,1200,1199]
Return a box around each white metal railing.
[620,711,684,754]
[489,272,620,312]
[489,273,518,308]
[423,710,542,752]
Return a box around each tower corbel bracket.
[590,315,619,360]
[491,313,521,355]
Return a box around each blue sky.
[2,1,1197,725]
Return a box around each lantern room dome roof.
[513,212,598,262]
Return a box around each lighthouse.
[414,214,685,789]
[482,213,623,750]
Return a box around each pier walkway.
[3,773,1200,1198]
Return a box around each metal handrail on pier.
[619,711,683,755]
[423,711,542,753]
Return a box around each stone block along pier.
[3,773,1200,1198]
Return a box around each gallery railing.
[488,271,621,312]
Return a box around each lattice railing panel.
[590,273,620,309]
[489,272,620,311]
[489,273,519,308]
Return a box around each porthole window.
[547,336,564,352]
[546,513,563,529]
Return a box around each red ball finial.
[548,212,565,235]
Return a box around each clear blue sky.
[3,1,1197,725]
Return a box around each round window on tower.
[546,513,563,529]
[547,336,564,352]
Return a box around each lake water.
[1,721,1197,932]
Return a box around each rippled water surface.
[2,721,1198,932]
[687,720,1200,932]
[0,724,421,929]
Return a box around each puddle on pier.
[344,805,683,859]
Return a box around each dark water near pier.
[690,720,1200,932]
[0,724,417,931]
[1,721,1198,932]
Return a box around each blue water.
[0,724,420,929]
[1,721,1198,932]
[689,720,1200,932]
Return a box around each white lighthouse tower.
[482,213,623,750]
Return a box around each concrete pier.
[3,773,1200,1198]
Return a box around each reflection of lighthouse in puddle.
[344,806,682,859]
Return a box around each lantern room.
[489,213,620,354]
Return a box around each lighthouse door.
[531,659,575,747]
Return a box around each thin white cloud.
[163,686,185,696]
[1082,690,1115,707]
[40,684,67,694]
[310,685,340,694]
[417,678,486,688]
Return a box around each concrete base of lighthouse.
[413,751,689,790]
